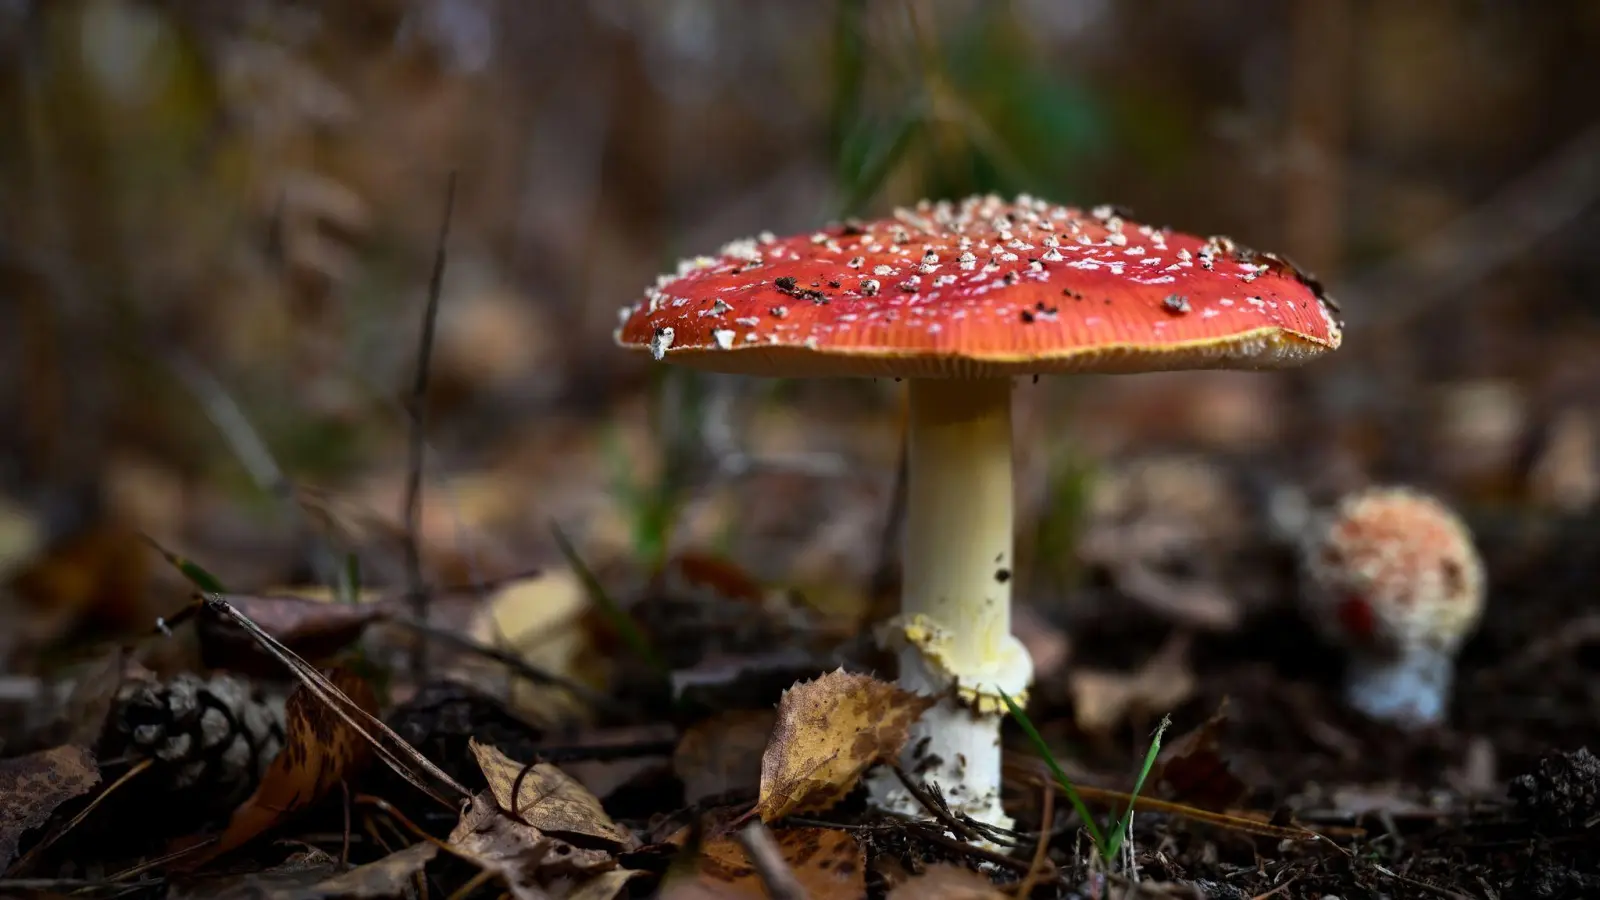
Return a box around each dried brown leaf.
[673,710,775,805]
[886,864,1007,900]
[1150,703,1247,811]
[470,739,633,847]
[757,668,935,822]
[199,592,396,676]
[449,790,617,900]
[667,827,864,900]
[307,841,437,898]
[186,668,378,867]
[0,744,99,870]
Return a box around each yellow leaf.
[757,668,935,821]
[470,739,633,847]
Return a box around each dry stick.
[905,823,1033,876]
[1014,778,1057,898]
[735,823,808,900]
[403,170,458,680]
[889,763,991,846]
[201,594,473,807]
[6,758,154,876]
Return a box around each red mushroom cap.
[615,194,1342,378]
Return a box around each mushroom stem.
[904,377,1016,666]
[1344,646,1454,728]
[869,376,1033,830]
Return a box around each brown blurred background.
[3,0,1600,655]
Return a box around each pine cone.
[103,672,287,816]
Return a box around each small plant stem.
[402,171,457,681]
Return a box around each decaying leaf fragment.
[185,668,378,866]
[449,790,633,900]
[673,709,776,805]
[757,668,936,821]
[1067,635,1195,735]
[886,864,1007,900]
[663,826,865,900]
[0,744,100,870]
[470,738,633,848]
[1150,703,1247,812]
[307,841,438,898]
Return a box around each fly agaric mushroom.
[1299,486,1485,729]
[614,194,1342,829]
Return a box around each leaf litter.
[757,668,936,822]
[0,744,100,871]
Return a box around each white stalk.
[1344,646,1454,728]
[869,377,1034,830]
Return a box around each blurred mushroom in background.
[1298,486,1485,729]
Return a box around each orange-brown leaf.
[190,668,378,865]
[757,669,935,822]
[0,745,100,870]
[667,827,864,900]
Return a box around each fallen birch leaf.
[0,744,99,870]
[674,710,775,805]
[886,864,1007,900]
[758,668,935,821]
[185,668,378,866]
[449,790,619,900]
[668,826,864,900]
[471,739,633,848]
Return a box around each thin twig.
[1014,776,1057,898]
[386,612,638,718]
[403,170,458,679]
[889,763,998,846]
[905,822,1033,876]
[201,594,473,806]
[735,823,808,900]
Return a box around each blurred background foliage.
[3,0,1600,654]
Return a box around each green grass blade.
[1102,714,1171,861]
[337,553,362,605]
[549,521,669,678]
[141,534,229,594]
[999,688,1107,855]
